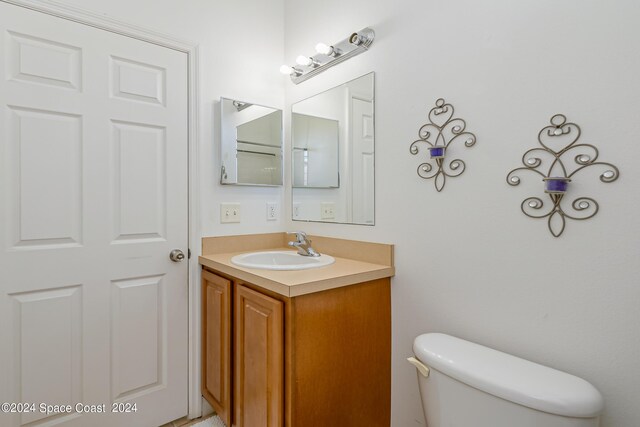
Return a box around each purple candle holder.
[543,177,571,194]
[429,146,446,159]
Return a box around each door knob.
[170,249,185,262]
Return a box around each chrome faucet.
[287,231,320,257]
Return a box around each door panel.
[111,275,166,401]
[111,120,167,243]
[7,106,83,249]
[10,286,83,426]
[7,30,82,91]
[110,56,165,106]
[0,3,189,426]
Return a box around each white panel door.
[0,3,189,427]
[351,97,374,224]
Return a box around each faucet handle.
[286,231,319,257]
[286,231,307,242]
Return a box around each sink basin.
[231,250,335,271]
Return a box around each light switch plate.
[320,202,335,220]
[220,203,240,223]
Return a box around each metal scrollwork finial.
[410,98,477,192]
[506,114,620,237]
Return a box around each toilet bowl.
[409,333,604,427]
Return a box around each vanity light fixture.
[280,27,375,84]
[506,114,620,237]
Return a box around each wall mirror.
[220,97,283,186]
[292,72,374,225]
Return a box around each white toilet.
[408,333,604,427]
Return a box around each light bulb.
[315,43,334,56]
[279,65,302,77]
[280,65,294,75]
[296,55,313,66]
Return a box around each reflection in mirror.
[292,113,339,188]
[292,72,374,225]
[220,98,283,186]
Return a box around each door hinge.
[188,248,191,259]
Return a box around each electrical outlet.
[220,203,240,223]
[320,202,335,220]
[266,202,278,221]
[293,203,301,219]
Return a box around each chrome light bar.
[280,27,375,84]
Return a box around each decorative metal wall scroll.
[410,98,477,192]
[506,114,619,237]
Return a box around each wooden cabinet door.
[202,271,232,426]
[235,284,284,427]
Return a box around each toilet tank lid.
[413,333,604,418]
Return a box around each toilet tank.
[412,333,604,427]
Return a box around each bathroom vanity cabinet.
[201,267,391,427]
